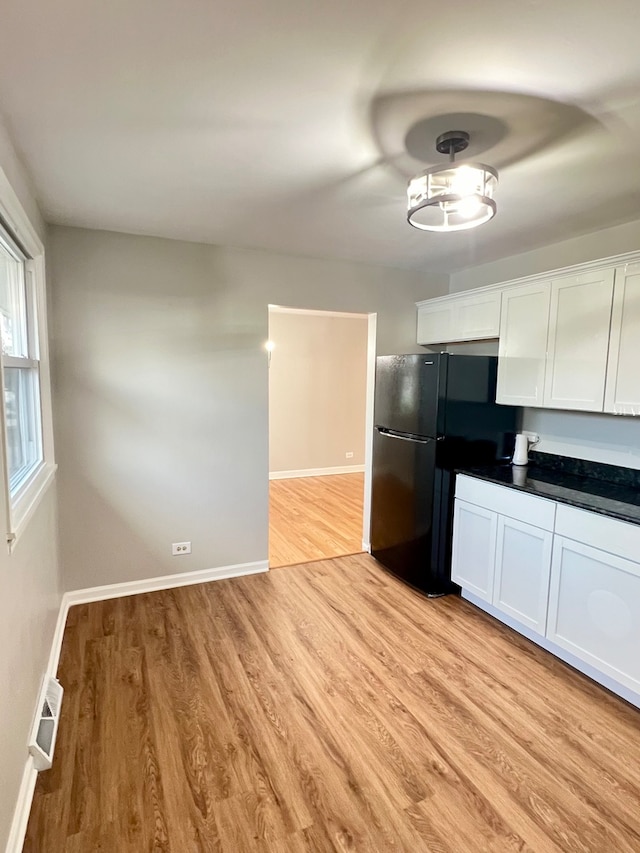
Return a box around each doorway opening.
[267,305,376,568]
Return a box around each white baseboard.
[64,560,269,607]
[5,559,268,853]
[5,601,64,853]
[5,758,37,853]
[46,595,71,680]
[269,465,365,480]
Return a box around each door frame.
[361,312,377,551]
[267,305,377,557]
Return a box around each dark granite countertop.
[457,451,640,526]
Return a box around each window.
[0,229,42,496]
[0,168,55,545]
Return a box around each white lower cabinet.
[451,500,497,602]
[453,475,640,706]
[547,536,640,694]
[493,516,553,635]
[452,477,554,626]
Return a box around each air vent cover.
[28,676,63,771]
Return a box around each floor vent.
[28,676,63,771]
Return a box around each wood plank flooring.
[269,473,364,567]
[25,554,640,852]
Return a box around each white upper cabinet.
[496,281,551,406]
[604,263,640,415]
[416,301,454,345]
[452,291,501,341]
[416,290,500,345]
[543,270,615,411]
[496,270,614,411]
[416,250,640,415]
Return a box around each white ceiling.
[1,0,640,272]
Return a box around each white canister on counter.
[512,433,529,466]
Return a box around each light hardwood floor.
[269,473,364,567]
[25,554,640,852]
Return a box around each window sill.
[9,462,57,551]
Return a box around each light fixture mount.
[407,129,498,233]
[435,130,470,156]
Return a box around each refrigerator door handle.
[376,426,438,444]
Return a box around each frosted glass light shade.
[407,162,498,232]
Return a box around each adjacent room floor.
[269,472,364,567]
[25,554,640,852]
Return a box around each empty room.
[268,305,369,568]
[2,1,640,851]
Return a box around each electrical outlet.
[172,541,191,555]
[345,451,354,459]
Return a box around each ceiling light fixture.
[407,130,498,232]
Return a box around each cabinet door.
[416,303,453,345]
[496,281,551,406]
[543,270,614,411]
[453,291,501,341]
[493,517,553,635]
[547,537,640,693]
[604,263,640,415]
[417,291,501,345]
[451,500,497,601]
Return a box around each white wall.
[0,120,45,241]
[0,118,60,852]
[49,226,445,591]
[444,217,640,468]
[522,409,640,470]
[449,217,640,293]
[268,310,368,474]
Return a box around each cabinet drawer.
[555,504,640,567]
[455,475,556,530]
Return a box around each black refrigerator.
[370,353,518,596]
